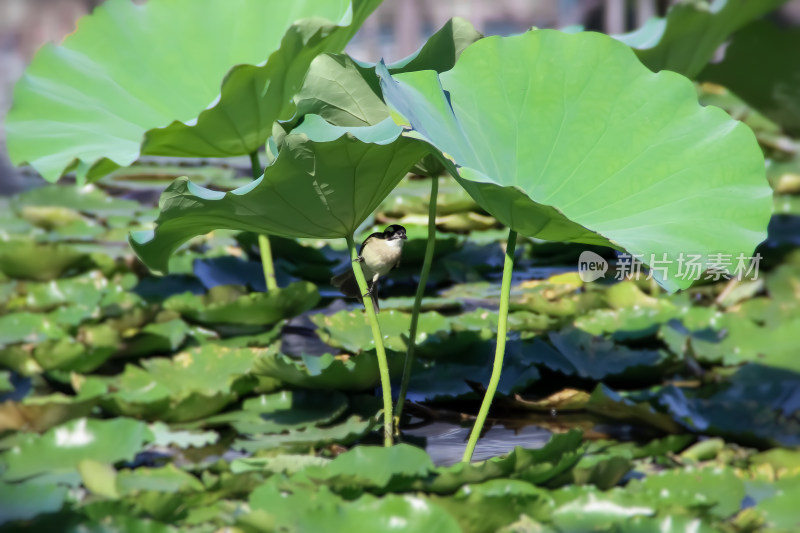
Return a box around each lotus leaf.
[0,480,68,525]
[0,240,89,281]
[130,122,428,273]
[233,413,376,453]
[252,349,404,391]
[614,0,787,78]
[428,479,553,533]
[5,0,381,182]
[0,391,100,433]
[78,345,257,422]
[418,430,584,494]
[701,20,800,136]
[206,390,349,434]
[311,309,451,354]
[116,464,205,496]
[294,17,482,128]
[0,417,152,482]
[305,443,435,493]
[545,327,673,382]
[163,282,319,326]
[379,30,771,291]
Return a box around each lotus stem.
[395,176,439,425]
[462,228,517,463]
[248,151,278,292]
[346,234,394,446]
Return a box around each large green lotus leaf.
[614,0,788,78]
[130,122,428,274]
[5,0,381,183]
[700,20,800,136]
[379,30,771,292]
[0,417,152,482]
[294,17,482,128]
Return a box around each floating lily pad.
[249,479,462,533]
[311,309,451,355]
[660,313,800,372]
[0,417,152,482]
[628,465,745,520]
[429,480,553,533]
[0,391,100,433]
[658,364,800,447]
[380,30,771,291]
[252,349,403,391]
[305,443,434,493]
[0,311,66,348]
[545,327,673,382]
[418,430,585,494]
[0,240,89,281]
[116,464,205,496]
[77,345,257,422]
[233,413,377,453]
[407,339,540,401]
[0,479,68,525]
[585,384,682,434]
[147,422,218,449]
[163,282,319,326]
[206,390,348,434]
[12,184,140,217]
[6,0,381,182]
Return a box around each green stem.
[249,151,278,292]
[462,228,517,463]
[258,234,278,292]
[395,177,439,424]
[346,234,394,446]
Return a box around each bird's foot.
[352,256,364,263]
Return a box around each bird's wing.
[358,232,384,255]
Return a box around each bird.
[331,224,407,313]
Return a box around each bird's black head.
[384,224,407,241]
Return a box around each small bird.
[331,224,407,313]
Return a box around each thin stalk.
[395,176,439,424]
[346,234,394,446]
[462,228,517,463]
[249,151,278,292]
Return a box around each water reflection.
[402,420,552,466]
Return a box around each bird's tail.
[331,269,380,314]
